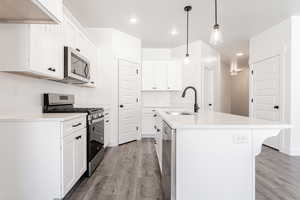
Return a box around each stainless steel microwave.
[62,46,90,84]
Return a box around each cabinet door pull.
[72,123,82,127]
[75,135,82,140]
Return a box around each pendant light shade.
[184,5,192,65]
[210,0,223,45]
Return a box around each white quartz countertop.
[0,113,87,122]
[158,110,291,129]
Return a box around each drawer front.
[63,117,86,137]
[104,109,111,125]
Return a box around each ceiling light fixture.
[184,5,192,65]
[210,0,223,45]
[230,58,243,76]
[236,52,244,57]
[129,17,138,24]
[170,29,179,36]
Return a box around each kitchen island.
[157,110,290,200]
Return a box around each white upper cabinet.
[142,60,182,91]
[154,62,168,90]
[167,61,182,91]
[0,0,63,24]
[0,23,64,80]
[142,62,155,90]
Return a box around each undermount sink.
[166,111,195,116]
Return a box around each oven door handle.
[91,117,104,124]
[72,123,82,127]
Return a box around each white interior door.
[118,59,140,144]
[203,67,214,111]
[251,56,281,149]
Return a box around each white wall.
[170,41,221,111]
[230,68,249,116]
[87,28,142,146]
[0,72,104,114]
[249,17,300,155]
[142,41,223,112]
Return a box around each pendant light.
[184,5,192,65]
[210,0,223,45]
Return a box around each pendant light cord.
[215,0,218,25]
[186,10,189,56]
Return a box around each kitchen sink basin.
[165,111,195,116]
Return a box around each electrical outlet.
[233,135,249,144]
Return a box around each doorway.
[250,56,282,150]
[118,59,141,144]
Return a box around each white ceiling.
[63,0,300,65]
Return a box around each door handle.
[75,135,82,140]
[120,105,124,108]
[274,105,279,110]
[209,104,212,106]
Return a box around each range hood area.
[0,0,62,24]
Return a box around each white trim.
[281,146,300,156]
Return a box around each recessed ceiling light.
[129,17,138,24]
[170,29,179,36]
[236,52,244,57]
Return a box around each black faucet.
[181,86,200,113]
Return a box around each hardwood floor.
[256,146,300,200]
[67,140,300,200]
[67,139,162,200]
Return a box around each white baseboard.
[281,146,300,156]
[142,134,155,138]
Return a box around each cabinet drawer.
[63,117,86,137]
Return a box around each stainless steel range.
[43,93,105,176]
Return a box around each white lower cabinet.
[154,112,163,171]
[63,128,87,196]
[63,133,77,195]
[0,115,87,200]
[104,107,112,147]
[141,108,163,170]
[142,109,156,138]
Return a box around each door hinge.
[136,98,139,102]
[136,126,139,131]
[251,98,254,103]
[251,70,254,75]
[136,69,139,74]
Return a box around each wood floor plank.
[66,140,300,200]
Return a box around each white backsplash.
[0,72,106,115]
